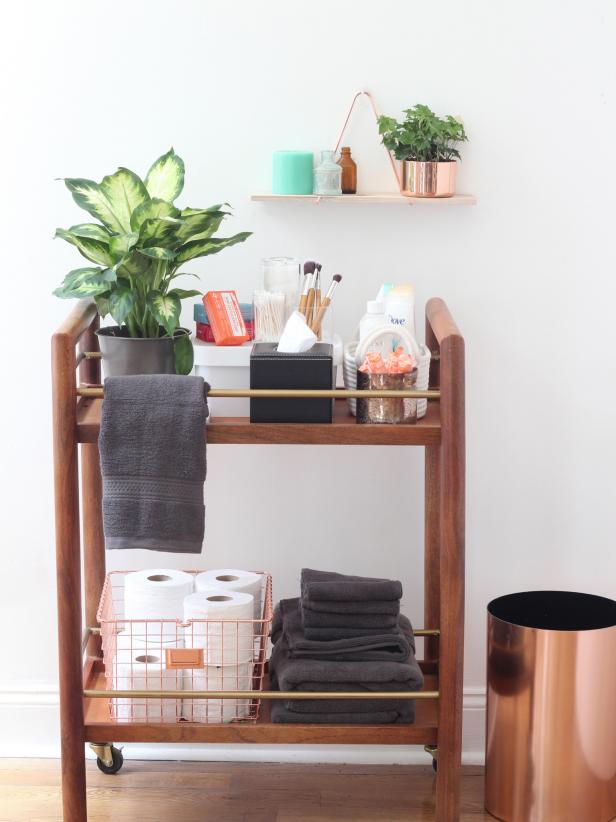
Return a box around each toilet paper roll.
[124,569,194,642]
[195,570,263,620]
[183,591,254,665]
[182,660,254,723]
[113,649,182,723]
[110,632,184,664]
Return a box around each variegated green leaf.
[175,231,251,264]
[54,227,115,267]
[174,333,194,375]
[167,288,201,299]
[53,267,116,298]
[100,167,149,233]
[94,294,110,319]
[109,283,137,325]
[130,198,181,232]
[180,204,228,217]
[117,250,151,279]
[109,232,139,260]
[64,178,126,233]
[144,148,185,202]
[68,223,111,242]
[139,246,175,260]
[172,210,227,245]
[139,216,184,249]
[147,290,181,336]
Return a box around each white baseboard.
[0,683,485,765]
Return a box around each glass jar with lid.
[313,150,342,196]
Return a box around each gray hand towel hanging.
[99,375,209,553]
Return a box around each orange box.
[202,291,250,346]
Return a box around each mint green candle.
[272,151,314,195]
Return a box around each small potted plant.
[54,148,251,375]
[377,104,467,197]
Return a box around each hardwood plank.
[0,761,492,822]
[77,398,441,446]
[251,193,477,206]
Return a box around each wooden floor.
[0,759,492,821]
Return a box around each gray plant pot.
[96,326,190,378]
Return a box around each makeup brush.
[299,261,317,316]
[311,274,342,334]
[305,268,318,325]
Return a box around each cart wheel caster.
[93,744,124,775]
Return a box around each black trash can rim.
[487,590,616,631]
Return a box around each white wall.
[1,0,615,763]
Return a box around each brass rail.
[77,385,441,400]
[85,689,439,700]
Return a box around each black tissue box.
[250,343,334,423]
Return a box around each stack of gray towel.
[269,569,424,724]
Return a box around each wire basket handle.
[334,90,401,189]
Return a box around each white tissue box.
[193,339,252,418]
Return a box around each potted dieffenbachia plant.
[377,104,467,197]
[54,149,251,375]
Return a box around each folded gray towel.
[269,627,423,723]
[272,598,414,662]
[303,598,400,616]
[303,624,400,640]
[271,703,412,723]
[300,602,399,630]
[301,568,403,602]
[99,375,208,553]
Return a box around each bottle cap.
[341,146,351,153]
[366,300,383,314]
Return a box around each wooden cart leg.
[52,331,87,822]
[79,321,105,658]
[435,334,465,822]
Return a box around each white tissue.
[182,660,253,723]
[195,570,262,620]
[123,569,194,643]
[113,648,182,723]
[276,310,317,353]
[183,591,254,665]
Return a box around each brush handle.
[311,296,331,334]
[314,289,322,338]
[299,293,308,315]
[305,287,316,322]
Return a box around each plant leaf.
[94,294,110,318]
[174,333,194,375]
[109,283,137,325]
[138,246,175,260]
[64,178,127,233]
[109,232,139,260]
[117,250,151,278]
[130,198,181,232]
[53,267,116,298]
[54,227,115,267]
[175,232,251,264]
[167,288,201,299]
[144,148,185,202]
[68,223,112,242]
[147,290,181,336]
[99,167,149,233]
[139,216,184,249]
[172,210,227,245]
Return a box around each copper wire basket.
[97,570,273,724]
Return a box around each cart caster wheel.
[96,746,123,775]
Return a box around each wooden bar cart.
[52,297,465,821]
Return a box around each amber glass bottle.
[337,146,357,194]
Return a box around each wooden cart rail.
[52,297,464,822]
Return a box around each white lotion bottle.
[359,300,387,352]
[384,285,416,338]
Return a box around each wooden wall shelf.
[251,193,476,205]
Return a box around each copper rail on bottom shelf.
[85,689,439,700]
[77,385,441,400]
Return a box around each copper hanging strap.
[334,90,401,188]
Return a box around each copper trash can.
[486,591,616,822]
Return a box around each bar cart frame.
[52,296,465,821]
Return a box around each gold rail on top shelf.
[85,689,439,700]
[77,385,441,400]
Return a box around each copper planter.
[486,591,616,822]
[400,160,457,197]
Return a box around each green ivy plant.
[377,104,467,163]
[53,148,251,374]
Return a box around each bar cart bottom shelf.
[83,661,438,746]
